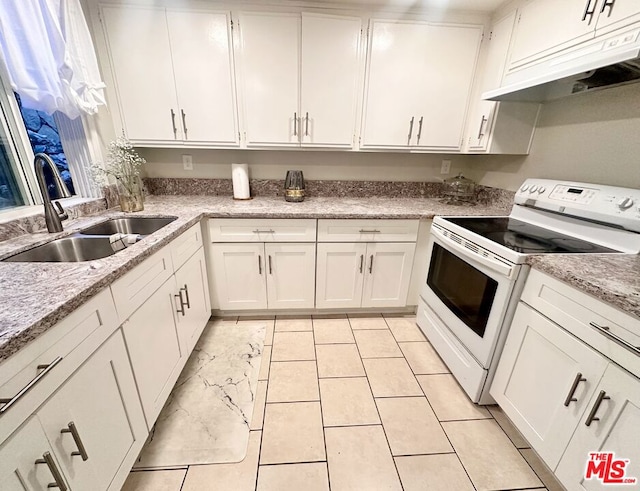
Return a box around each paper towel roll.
[232,163,250,200]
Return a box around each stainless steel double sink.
[3,217,177,263]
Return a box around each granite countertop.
[526,254,640,319]
[0,195,511,362]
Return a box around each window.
[0,79,32,210]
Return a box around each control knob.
[529,185,538,193]
[617,197,634,210]
[537,186,546,194]
[520,184,529,192]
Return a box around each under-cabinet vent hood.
[483,27,640,102]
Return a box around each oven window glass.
[427,243,498,338]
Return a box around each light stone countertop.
[0,195,511,362]
[3,195,639,363]
[526,254,640,320]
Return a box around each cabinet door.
[167,10,238,145]
[237,12,300,146]
[37,331,147,491]
[101,6,182,142]
[468,12,516,151]
[175,248,211,353]
[361,242,415,308]
[265,243,316,309]
[361,21,428,147]
[555,363,640,490]
[0,418,69,491]
[509,0,596,67]
[415,24,481,150]
[209,243,267,310]
[490,302,608,469]
[301,13,362,147]
[595,1,640,34]
[316,243,367,309]
[122,276,183,425]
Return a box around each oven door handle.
[432,227,514,278]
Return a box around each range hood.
[483,27,640,102]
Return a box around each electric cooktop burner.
[443,217,618,254]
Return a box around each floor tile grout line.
[349,319,406,491]
[311,316,332,491]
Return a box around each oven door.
[420,228,520,368]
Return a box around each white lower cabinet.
[37,330,147,491]
[316,242,415,309]
[174,247,212,353]
[492,270,640,491]
[122,275,183,426]
[0,331,146,491]
[209,242,316,310]
[491,302,608,468]
[555,363,640,490]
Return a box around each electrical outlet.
[441,159,451,174]
[182,154,193,171]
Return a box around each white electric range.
[417,178,640,404]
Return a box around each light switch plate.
[441,160,451,174]
[182,154,193,171]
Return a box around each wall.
[466,82,640,191]
[140,148,472,183]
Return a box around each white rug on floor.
[133,319,265,468]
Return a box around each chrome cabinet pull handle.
[293,112,298,136]
[170,109,177,138]
[417,116,424,144]
[268,255,273,274]
[35,451,68,490]
[175,293,186,316]
[0,356,63,414]
[564,372,587,406]
[181,109,188,139]
[359,254,364,274]
[181,284,190,309]
[600,0,615,16]
[585,390,611,426]
[258,255,262,275]
[61,421,89,461]
[589,321,640,355]
[305,112,309,136]
[582,0,597,23]
[253,229,275,234]
[359,229,381,233]
[407,116,415,145]
[368,254,374,274]
[477,115,488,140]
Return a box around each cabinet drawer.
[522,269,640,377]
[170,222,202,271]
[208,219,316,242]
[317,219,419,242]
[110,246,173,322]
[0,289,119,442]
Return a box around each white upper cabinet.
[237,12,300,146]
[509,0,640,69]
[300,14,363,147]
[466,11,540,154]
[100,6,238,146]
[236,12,362,147]
[361,20,482,151]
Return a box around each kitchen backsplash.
[144,177,515,206]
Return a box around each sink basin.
[3,236,115,262]
[79,216,177,236]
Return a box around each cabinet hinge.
[489,30,493,41]
[517,13,521,23]
[230,19,234,30]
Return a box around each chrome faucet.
[34,153,72,233]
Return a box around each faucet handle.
[54,201,69,221]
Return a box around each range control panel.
[514,179,640,232]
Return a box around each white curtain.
[0,0,106,119]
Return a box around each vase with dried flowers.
[92,136,145,212]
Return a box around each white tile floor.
[122,314,565,491]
